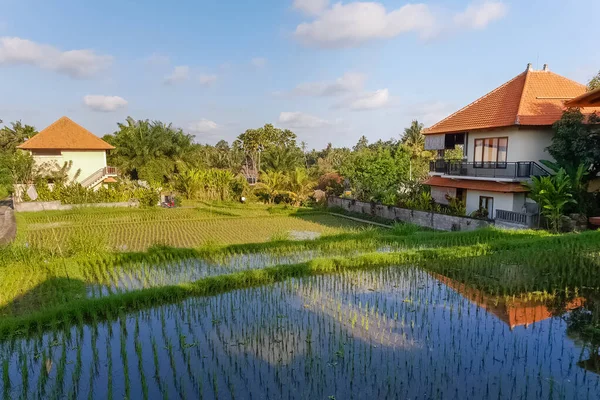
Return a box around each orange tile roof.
[424,65,600,135]
[17,116,115,150]
[565,87,600,108]
[423,176,529,193]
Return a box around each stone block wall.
[328,197,491,232]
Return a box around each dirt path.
[0,198,16,245]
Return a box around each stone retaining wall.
[0,206,16,244]
[15,200,139,212]
[328,197,491,232]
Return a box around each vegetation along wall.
[329,197,491,232]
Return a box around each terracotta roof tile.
[423,176,529,193]
[565,87,600,108]
[17,116,114,150]
[424,66,600,135]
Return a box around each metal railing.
[429,161,549,179]
[80,167,118,188]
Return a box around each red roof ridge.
[424,71,527,134]
[515,68,533,124]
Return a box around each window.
[474,137,508,168]
[479,196,494,219]
[32,150,62,156]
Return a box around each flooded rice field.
[2,267,599,399]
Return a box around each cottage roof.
[17,116,114,150]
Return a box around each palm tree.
[256,170,288,203]
[401,120,425,151]
[0,121,38,153]
[261,146,302,173]
[287,168,316,206]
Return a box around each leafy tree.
[548,109,600,177]
[340,147,410,203]
[353,135,369,152]
[588,70,600,91]
[235,124,298,178]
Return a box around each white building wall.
[31,150,107,184]
[466,127,555,164]
[61,151,107,183]
[465,190,522,217]
[31,152,64,172]
[430,186,456,205]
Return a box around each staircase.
[80,167,118,188]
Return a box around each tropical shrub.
[526,169,577,232]
[176,168,235,201]
[317,172,344,196]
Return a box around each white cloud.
[278,112,330,129]
[293,72,366,96]
[251,57,267,68]
[293,0,329,15]
[83,95,128,112]
[346,89,390,110]
[188,119,219,133]
[454,1,508,29]
[0,36,112,78]
[293,1,508,48]
[199,74,218,86]
[294,2,437,48]
[164,65,190,84]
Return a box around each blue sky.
[0,0,599,149]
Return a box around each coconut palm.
[287,168,316,206]
[0,121,38,153]
[401,120,425,155]
[255,170,288,203]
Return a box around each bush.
[317,172,344,196]
[134,187,160,207]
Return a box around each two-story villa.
[17,116,117,189]
[423,64,599,224]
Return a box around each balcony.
[429,160,549,180]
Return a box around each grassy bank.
[2,229,600,339]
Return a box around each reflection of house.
[423,64,600,225]
[432,273,584,329]
[17,117,117,189]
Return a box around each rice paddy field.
[1,202,600,399]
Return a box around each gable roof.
[424,65,600,135]
[17,116,115,150]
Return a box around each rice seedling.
[2,202,600,398]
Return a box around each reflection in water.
[1,267,599,399]
[431,273,585,329]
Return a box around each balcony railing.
[429,160,549,179]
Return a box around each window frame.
[473,137,508,169]
[479,196,494,219]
